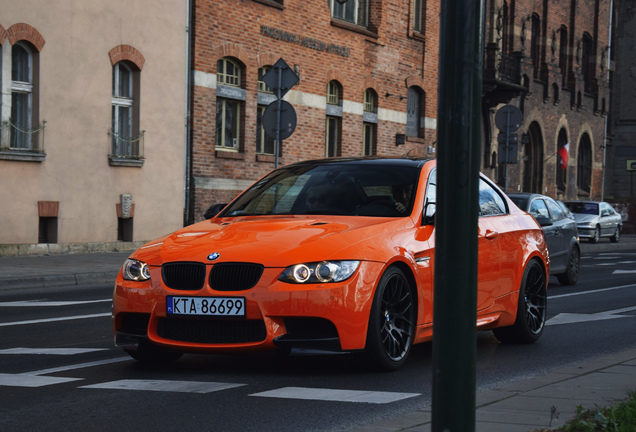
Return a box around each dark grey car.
[508,193,580,285]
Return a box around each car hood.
[573,214,599,224]
[131,215,413,267]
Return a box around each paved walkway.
[0,236,635,431]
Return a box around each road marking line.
[27,357,130,376]
[0,348,109,355]
[0,313,111,327]
[0,373,82,388]
[614,270,636,274]
[547,306,636,326]
[250,387,421,404]
[549,284,636,299]
[80,379,246,394]
[0,299,111,307]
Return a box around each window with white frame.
[11,42,34,149]
[329,0,368,27]
[111,61,142,160]
[216,58,244,150]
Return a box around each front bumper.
[113,261,384,354]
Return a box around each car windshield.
[567,202,598,215]
[219,163,421,217]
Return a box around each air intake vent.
[209,263,264,291]
[162,262,206,291]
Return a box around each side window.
[529,199,550,220]
[478,178,506,216]
[545,199,565,221]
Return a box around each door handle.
[484,230,499,240]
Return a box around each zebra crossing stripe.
[0,373,82,388]
[80,379,247,394]
[250,387,420,404]
[0,348,109,355]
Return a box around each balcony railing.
[0,120,47,162]
[108,129,145,167]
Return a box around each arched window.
[556,129,569,191]
[406,86,425,138]
[530,14,541,79]
[582,33,594,94]
[216,57,244,150]
[559,26,568,87]
[11,42,35,149]
[325,80,343,157]
[363,89,378,156]
[577,134,592,193]
[111,61,139,159]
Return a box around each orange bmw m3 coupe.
[113,157,549,371]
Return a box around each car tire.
[493,259,547,344]
[556,245,580,285]
[590,226,601,243]
[362,266,415,372]
[124,341,183,363]
[610,227,621,243]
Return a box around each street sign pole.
[262,58,299,168]
[505,109,510,192]
[275,66,282,168]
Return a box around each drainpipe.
[183,0,194,226]
[602,0,613,202]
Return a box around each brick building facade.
[481,0,612,201]
[187,0,613,224]
[186,0,440,223]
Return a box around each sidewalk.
[352,348,636,432]
[0,237,635,431]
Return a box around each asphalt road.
[1,245,635,431]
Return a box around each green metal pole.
[432,0,484,431]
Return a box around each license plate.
[167,296,246,317]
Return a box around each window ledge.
[256,154,282,164]
[0,149,46,162]
[109,156,144,167]
[215,150,245,160]
[251,0,284,9]
[330,18,378,39]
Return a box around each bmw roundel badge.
[207,252,221,261]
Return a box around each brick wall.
[189,0,439,222]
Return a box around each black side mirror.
[423,202,436,225]
[203,203,228,219]
[535,216,553,227]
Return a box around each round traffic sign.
[263,100,297,141]
[495,105,523,132]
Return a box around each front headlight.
[279,260,360,284]
[122,259,151,281]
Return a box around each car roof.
[282,156,434,170]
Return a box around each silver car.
[508,193,580,285]
[564,201,622,243]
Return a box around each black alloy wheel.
[556,246,580,285]
[363,266,415,371]
[493,259,547,344]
